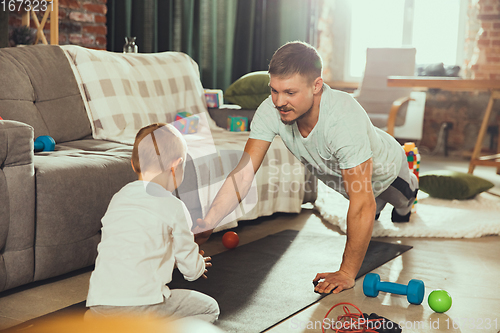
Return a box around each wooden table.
[387,76,500,174]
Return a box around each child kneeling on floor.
[86,123,219,323]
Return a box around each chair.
[353,48,426,141]
[21,0,59,45]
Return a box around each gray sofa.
[0,45,139,291]
[0,45,316,293]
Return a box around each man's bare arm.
[313,158,376,293]
[194,138,271,242]
[339,158,376,278]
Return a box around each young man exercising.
[194,41,418,294]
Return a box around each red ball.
[222,231,239,249]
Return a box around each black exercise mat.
[168,229,412,333]
[4,230,411,333]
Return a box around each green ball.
[428,290,452,313]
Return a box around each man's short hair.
[268,41,323,82]
[132,123,187,175]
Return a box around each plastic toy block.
[403,142,421,211]
[404,142,415,153]
[174,112,199,134]
[204,89,223,108]
[227,115,248,132]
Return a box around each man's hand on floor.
[193,218,213,245]
[313,270,355,294]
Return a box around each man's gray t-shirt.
[249,84,403,198]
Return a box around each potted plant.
[9,26,36,47]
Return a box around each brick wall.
[7,0,107,49]
[419,91,498,155]
[468,0,500,79]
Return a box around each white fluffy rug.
[314,181,500,238]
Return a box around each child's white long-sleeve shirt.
[86,180,204,307]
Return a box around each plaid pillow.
[62,45,208,144]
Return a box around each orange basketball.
[222,231,239,249]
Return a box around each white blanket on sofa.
[62,46,306,230]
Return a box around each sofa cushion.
[0,120,36,291]
[32,139,203,280]
[224,71,271,109]
[57,138,133,152]
[419,170,495,200]
[62,45,210,144]
[33,142,136,280]
[0,45,91,143]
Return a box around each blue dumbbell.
[363,273,425,305]
[34,135,56,152]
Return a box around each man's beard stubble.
[279,103,314,125]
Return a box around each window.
[345,0,466,80]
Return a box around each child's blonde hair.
[131,123,187,175]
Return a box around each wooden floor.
[1,154,499,333]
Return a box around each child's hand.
[199,250,212,279]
